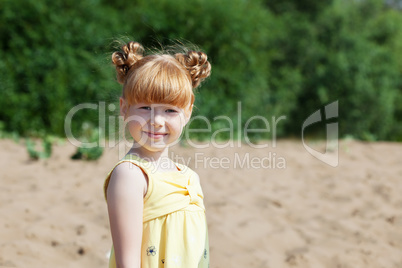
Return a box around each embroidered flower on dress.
[204,249,207,259]
[147,246,157,256]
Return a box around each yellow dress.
[104,155,209,268]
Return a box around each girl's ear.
[120,97,128,119]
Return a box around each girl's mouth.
[144,131,167,139]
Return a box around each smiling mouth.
[144,131,168,139]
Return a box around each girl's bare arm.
[106,162,147,268]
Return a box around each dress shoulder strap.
[103,155,152,201]
[174,162,196,178]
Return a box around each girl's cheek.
[177,113,187,124]
[176,118,187,128]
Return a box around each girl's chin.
[136,141,170,151]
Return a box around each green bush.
[0,0,119,137]
[0,0,401,142]
[71,122,104,161]
[267,0,401,140]
[26,137,52,160]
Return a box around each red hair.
[112,41,211,110]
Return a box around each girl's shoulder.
[106,161,147,196]
[103,156,150,201]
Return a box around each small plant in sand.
[25,137,52,160]
[71,122,103,161]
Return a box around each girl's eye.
[166,109,178,113]
[139,106,151,110]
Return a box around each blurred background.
[2,1,402,267]
[1,0,402,143]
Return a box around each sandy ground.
[0,138,402,268]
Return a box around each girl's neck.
[127,146,169,161]
[126,146,178,172]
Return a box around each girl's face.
[120,98,191,154]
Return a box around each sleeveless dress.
[104,154,209,268]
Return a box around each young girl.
[104,41,211,268]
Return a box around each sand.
[0,138,401,268]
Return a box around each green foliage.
[263,0,334,18]
[267,0,402,141]
[71,123,104,161]
[265,0,402,140]
[0,0,119,136]
[0,0,401,142]
[0,121,20,142]
[25,137,52,160]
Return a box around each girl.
[104,41,211,268]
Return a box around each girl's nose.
[150,112,164,127]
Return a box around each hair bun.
[175,51,211,88]
[112,41,144,84]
